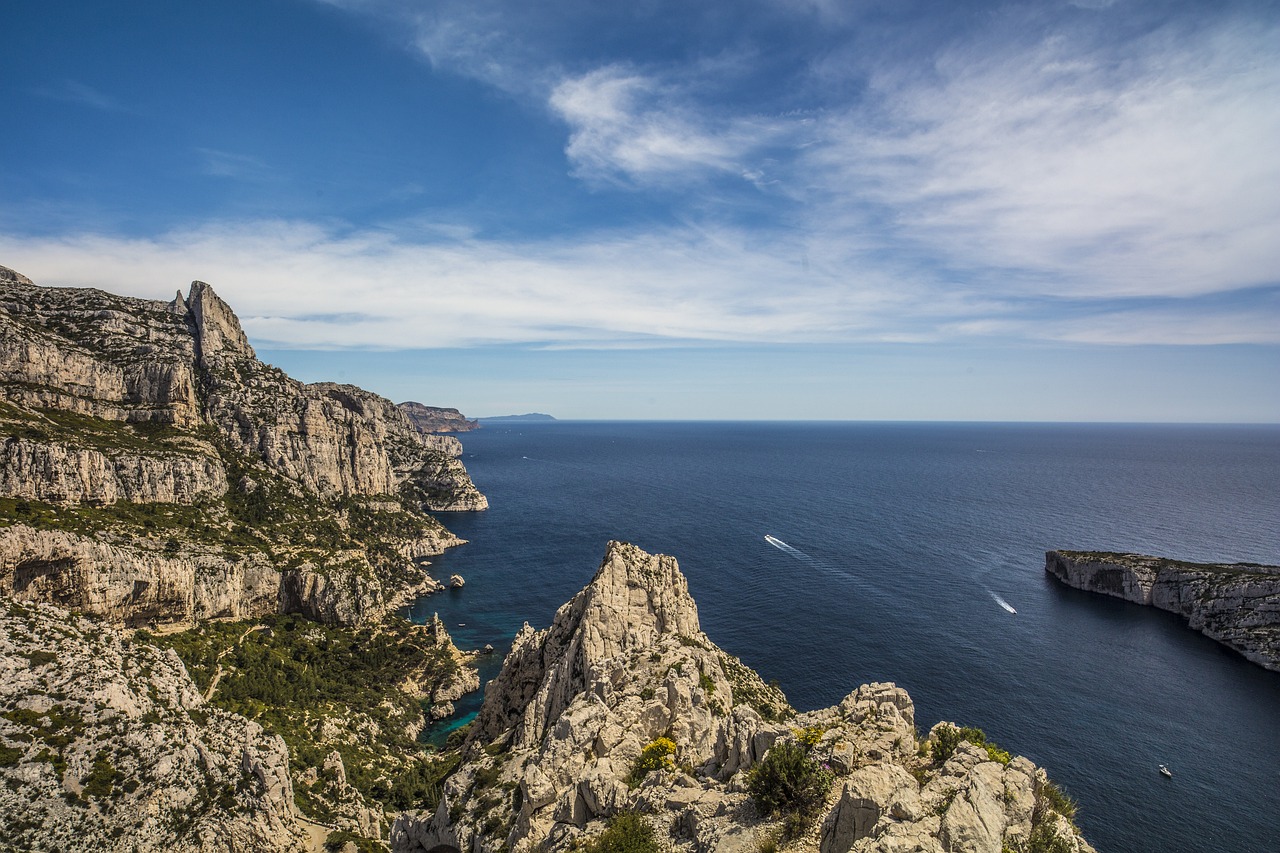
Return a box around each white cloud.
[2,216,1273,351]
[801,15,1280,301]
[549,67,787,185]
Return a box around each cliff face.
[0,264,486,625]
[1046,550,1280,672]
[393,542,1094,853]
[0,599,308,851]
[399,402,480,434]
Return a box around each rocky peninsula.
[399,402,481,434]
[1045,550,1280,672]
[394,542,1094,853]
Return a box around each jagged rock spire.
[474,541,702,745]
[187,280,255,365]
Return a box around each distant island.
[478,412,557,422]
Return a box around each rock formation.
[0,598,309,851]
[399,402,480,434]
[392,542,1093,853]
[0,264,488,626]
[1046,550,1280,672]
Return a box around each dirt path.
[203,624,260,701]
[301,818,332,852]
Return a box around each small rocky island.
[1046,550,1280,672]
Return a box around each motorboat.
[1159,764,1173,778]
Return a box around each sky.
[1,0,1278,421]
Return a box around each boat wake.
[990,592,1017,614]
[763,533,900,608]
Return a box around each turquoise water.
[405,421,1280,852]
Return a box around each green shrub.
[0,745,24,767]
[747,740,833,822]
[930,725,962,763]
[81,753,118,798]
[324,829,381,853]
[930,725,1010,765]
[1027,821,1076,853]
[1040,782,1077,820]
[583,812,660,853]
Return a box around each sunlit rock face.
[393,542,1095,853]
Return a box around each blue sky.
[2,0,1277,421]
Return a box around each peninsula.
[1045,550,1280,672]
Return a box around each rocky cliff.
[1046,550,1280,672]
[393,542,1094,853]
[399,402,480,434]
[0,598,309,851]
[0,264,488,626]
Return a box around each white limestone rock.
[392,542,1093,853]
[0,599,308,851]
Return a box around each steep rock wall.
[0,438,227,504]
[1045,550,1280,672]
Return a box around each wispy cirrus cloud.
[32,80,133,113]
[801,13,1280,302]
[195,148,278,181]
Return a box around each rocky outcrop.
[1046,550,1280,672]
[0,522,456,628]
[0,263,486,625]
[392,542,1092,853]
[0,437,227,505]
[0,264,486,510]
[0,598,309,851]
[0,524,279,626]
[399,402,480,434]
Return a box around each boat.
[764,534,783,547]
[1159,764,1173,778]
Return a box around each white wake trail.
[990,592,1017,614]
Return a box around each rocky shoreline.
[1045,550,1280,672]
[394,542,1095,853]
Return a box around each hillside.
[0,265,486,627]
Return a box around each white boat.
[1159,764,1173,778]
[764,535,784,547]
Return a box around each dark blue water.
[404,422,1280,852]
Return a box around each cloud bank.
[7,0,1279,352]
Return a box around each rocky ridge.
[399,402,480,434]
[0,598,309,851]
[393,542,1093,853]
[1046,550,1280,672]
[0,264,488,626]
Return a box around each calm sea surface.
[404,422,1280,853]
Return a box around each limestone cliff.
[0,264,487,626]
[393,542,1093,853]
[399,402,480,434]
[1046,550,1280,672]
[0,598,309,851]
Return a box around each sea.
[403,421,1280,853]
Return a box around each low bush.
[747,740,833,824]
[583,812,660,853]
